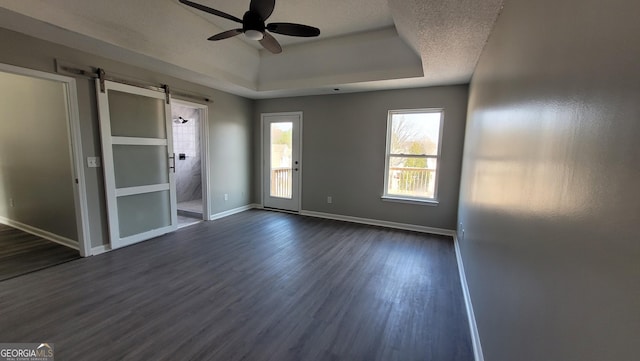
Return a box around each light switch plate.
[87,157,101,168]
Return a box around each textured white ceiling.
[389,0,504,84]
[0,0,504,98]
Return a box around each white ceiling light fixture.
[244,29,264,41]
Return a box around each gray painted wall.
[0,27,253,248]
[458,0,640,360]
[208,89,253,215]
[0,71,77,240]
[255,86,468,230]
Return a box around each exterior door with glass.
[96,80,177,249]
[262,112,302,212]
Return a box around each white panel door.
[96,80,177,249]
[262,112,302,212]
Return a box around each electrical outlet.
[87,157,101,168]
[9,198,14,207]
[224,193,228,201]
[461,229,465,240]
[327,196,332,204]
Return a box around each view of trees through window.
[386,110,442,200]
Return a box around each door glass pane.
[270,122,293,199]
[108,90,167,138]
[117,190,171,237]
[113,145,169,188]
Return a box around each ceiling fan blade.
[266,23,320,37]
[250,0,276,21]
[179,0,243,24]
[208,29,243,41]
[259,32,282,54]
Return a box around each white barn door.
[96,80,177,249]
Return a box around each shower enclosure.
[171,102,205,226]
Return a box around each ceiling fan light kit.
[244,30,264,41]
[179,0,321,54]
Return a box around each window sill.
[381,196,439,206]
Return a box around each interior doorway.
[171,99,210,227]
[0,63,90,263]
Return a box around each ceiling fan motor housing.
[243,11,265,34]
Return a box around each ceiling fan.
[178,0,321,54]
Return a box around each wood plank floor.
[0,223,80,281]
[0,210,472,361]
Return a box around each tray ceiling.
[0,0,504,98]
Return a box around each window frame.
[382,108,445,204]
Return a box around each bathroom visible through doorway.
[171,100,209,228]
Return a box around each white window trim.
[382,108,445,204]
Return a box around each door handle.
[169,153,176,173]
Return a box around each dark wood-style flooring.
[0,210,472,361]
[0,223,80,281]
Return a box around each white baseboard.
[90,244,111,256]
[453,234,484,361]
[0,216,79,251]
[210,204,260,221]
[299,210,455,236]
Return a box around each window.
[383,109,443,203]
